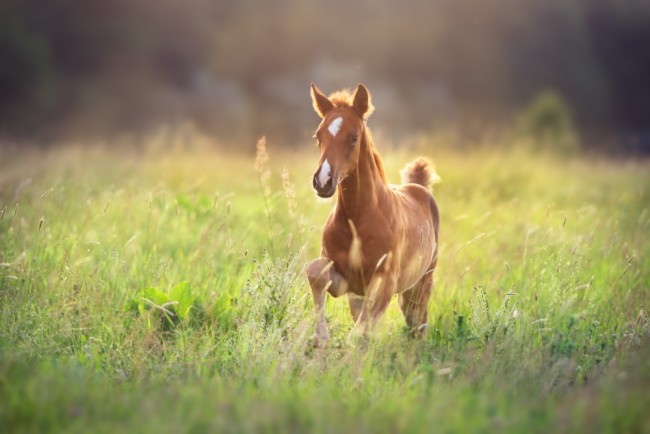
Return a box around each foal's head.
[310,83,374,198]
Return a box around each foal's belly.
[393,202,437,293]
[395,246,434,293]
[326,226,435,296]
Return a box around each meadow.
[0,132,649,433]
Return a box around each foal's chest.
[322,215,397,292]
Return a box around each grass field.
[1,134,649,433]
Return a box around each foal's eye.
[350,133,359,145]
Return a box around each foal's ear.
[352,83,374,120]
[310,83,335,118]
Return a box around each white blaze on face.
[328,117,343,137]
[318,159,331,187]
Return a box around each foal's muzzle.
[313,168,337,198]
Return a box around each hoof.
[312,334,329,348]
[347,328,369,348]
[409,323,429,339]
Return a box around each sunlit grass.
[1,135,649,433]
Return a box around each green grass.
[1,136,649,433]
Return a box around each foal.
[306,83,440,343]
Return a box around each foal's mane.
[328,89,386,183]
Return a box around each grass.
[0,133,649,433]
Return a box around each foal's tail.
[400,157,441,188]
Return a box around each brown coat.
[307,83,440,341]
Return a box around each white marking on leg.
[328,117,343,137]
[318,159,331,187]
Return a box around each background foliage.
[1,0,649,151]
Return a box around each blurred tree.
[0,0,648,151]
[516,91,580,155]
[583,0,650,147]
[0,1,49,104]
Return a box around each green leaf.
[142,287,169,307]
[169,281,193,320]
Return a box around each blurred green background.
[1,0,649,152]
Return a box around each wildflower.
[255,136,271,197]
[282,167,297,220]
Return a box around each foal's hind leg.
[398,269,434,338]
[306,258,347,344]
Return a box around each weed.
[0,140,648,433]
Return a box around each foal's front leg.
[306,258,347,344]
[350,272,397,339]
[347,293,365,323]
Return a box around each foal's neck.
[337,129,387,220]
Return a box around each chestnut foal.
[306,83,440,343]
